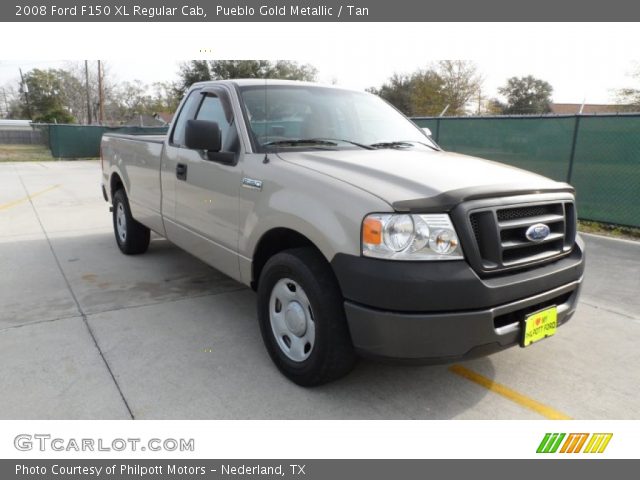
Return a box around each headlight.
[362,213,463,260]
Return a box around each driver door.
[163,87,243,281]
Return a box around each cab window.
[170,89,201,147]
[195,94,239,152]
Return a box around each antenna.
[578,97,586,115]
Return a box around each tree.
[616,66,640,108]
[410,70,448,116]
[498,75,553,114]
[107,81,152,121]
[174,60,318,97]
[265,61,318,82]
[104,81,180,123]
[1,85,21,119]
[63,61,116,124]
[368,71,446,116]
[209,60,269,80]
[367,73,415,115]
[149,82,181,113]
[174,60,212,97]
[484,98,507,115]
[368,61,482,116]
[437,60,482,116]
[17,69,79,123]
[6,63,173,124]
[208,60,317,82]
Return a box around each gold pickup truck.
[101,80,584,386]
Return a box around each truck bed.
[103,133,166,144]
[101,133,167,235]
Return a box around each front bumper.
[332,237,585,363]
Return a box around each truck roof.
[190,78,363,93]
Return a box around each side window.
[170,90,201,147]
[196,95,237,151]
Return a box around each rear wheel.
[112,189,150,255]
[257,247,357,386]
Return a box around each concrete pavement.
[0,161,638,419]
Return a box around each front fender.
[237,155,391,284]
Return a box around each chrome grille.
[468,200,576,272]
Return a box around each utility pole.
[19,68,32,121]
[97,60,105,124]
[0,88,9,118]
[84,60,92,124]
[477,88,482,115]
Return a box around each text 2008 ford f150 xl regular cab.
[101,80,585,386]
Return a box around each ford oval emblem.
[525,223,551,242]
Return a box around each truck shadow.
[313,356,496,419]
[1,231,494,419]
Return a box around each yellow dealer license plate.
[522,306,557,347]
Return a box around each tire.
[257,247,357,386]
[112,188,150,255]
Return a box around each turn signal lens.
[362,217,383,245]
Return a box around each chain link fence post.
[566,115,581,183]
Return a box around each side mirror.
[185,120,222,152]
[422,127,433,137]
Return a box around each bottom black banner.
[3,459,638,479]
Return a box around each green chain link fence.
[46,124,168,158]
[413,114,640,227]
[28,118,640,227]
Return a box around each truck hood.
[277,148,570,210]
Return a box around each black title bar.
[5,0,640,22]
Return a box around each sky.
[1,23,638,107]
[1,56,637,106]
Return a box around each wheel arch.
[251,228,324,291]
[110,171,125,199]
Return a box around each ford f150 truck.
[101,80,584,386]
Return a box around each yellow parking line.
[0,184,61,211]
[449,364,572,420]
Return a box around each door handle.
[176,163,187,180]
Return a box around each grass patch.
[0,144,54,162]
[578,220,640,241]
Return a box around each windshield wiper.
[369,141,414,149]
[264,138,434,151]
[314,138,375,150]
[263,139,339,148]
[369,140,439,151]
[263,138,375,150]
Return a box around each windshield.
[238,84,438,151]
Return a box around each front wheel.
[112,189,150,255]
[257,247,357,386]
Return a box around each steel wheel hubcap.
[269,278,315,362]
[116,203,127,243]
